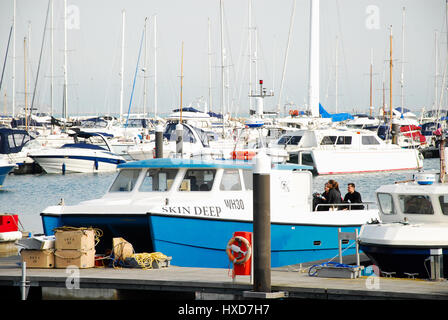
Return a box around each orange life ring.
[226,236,252,264]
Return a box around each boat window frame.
[439,195,448,215]
[377,192,395,215]
[336,136,352,145]
[362,135,381,145]
[109,169,141,193]
[138,168,179,192]
[220,169,242,191]
[398,194,434,215]
[178,168,217,192]
[320,136,337,145]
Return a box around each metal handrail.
[315,201,376,211]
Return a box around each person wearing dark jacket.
[343,183,364,210]
[313,183,330,211]
[327,180,342,210]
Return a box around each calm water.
[0,158,440,234]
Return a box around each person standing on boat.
[313,183,330,211]
[327,180,342,210]
[343,183,364,210]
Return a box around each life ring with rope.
[226,235,252,264]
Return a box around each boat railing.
[315,202,376,211]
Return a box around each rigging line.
[125,19,146,128]
[334,0,350,109]
[0,25,13,93]
[30,0,51,114]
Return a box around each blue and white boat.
[359,172,448,278]
[0,157,15,187]
[40,157,379,268]
[28,131,126,174]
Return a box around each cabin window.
[242,170,253,190]
[336,136,352,145]
[179,169,216,191]
[320,136,337,145]
[109,169,140,192]
[377,193,395,215]
[139,169,178,192]
[439,195,448,215]
[362,136,380,145]
[398,195,434,215]
[278,135,302,145]
[220,169,242,191]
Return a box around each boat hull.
[0,164,15,186]
[41,212,364,268]
[292,148,422,175]
[359,243,448,278]
[148,214,363,268]
[31,154,124,173]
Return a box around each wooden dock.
[0,255,448,300]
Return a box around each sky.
[0,0,446,118]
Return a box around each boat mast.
[50,0,54,118]
[12,0,16,118]
[219,0,225,137]
[180,41,184,123]
[154,14,158,119]
[335,36,339,113]
[248,0,253,112]
[400,7,405,114]
[143,17,148,117]
[277,0,296,115]
[435,31,438,112]
[389,25,393,135]
[24,37,28,130]
[119,9,125,123]
[369,48,373,117]
[208,17,213,113]
[308,0,320,117]
[63,0,68,120]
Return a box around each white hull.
[30,149,124,174]
[308,148,422,175]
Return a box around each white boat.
[359,172,448,278]
[127,121,289,163]
[28,131,126,174]
[270,127,423,175]
[40,156,379,268]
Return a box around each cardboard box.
[21,249,55,268]
[55,228,95,251]
[17,235,55,250]
[55,249,95,269]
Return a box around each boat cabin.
[376,173,448,224]
[102,158,314,216]
[274,128,384,150]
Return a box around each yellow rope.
[132,252,168,270]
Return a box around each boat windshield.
[109,169,140,192]
[277,135,302,145]
[399,195,434,215]
[439,195,448,215]
[179,169,216,191]
[139,169,178,192]
[377,193,395,215]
